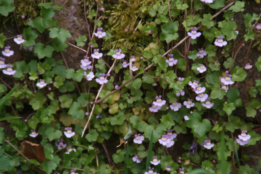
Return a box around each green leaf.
[208,0,225,9]
[231,67,247,82]
[192,119,211,138]
[244,31,255,41]
[160,21,179,43]
[53,75,64,88]
[0,154,11,170]
[227,88,240,103]
[160,114,175,129]
[145,132,153,170]
[40,8,55,19]
[59,94,73,108]
[75,35,87,47]
[87,9,96,19]
[109,103,119,114]
[110,112,126,125]
[0,33,6,48]
[112,149,125,163]
[73,69,84,82]
[85,129,99,142]
[210,84,226,99]
[49,27,72,42]
[29,92,47,110]
[202,14,214,29]
[68,102,85,120]
[34,43,54,59]
[223,103,235,115]
[52,38,68,51]
[221,21,237,40]
[223,57,234,69]
[132,78,142,90]
[206,71,221,84]
[27,17,53,33]
[65,68,75,79]
[77,93,89,107]
[0,0,15,16]
[255,56,261,72]
[142,75,154,84]
[22,27,39,47]
[229,1,244,12]
[245,99,261,117]
[13,60,30,79]
[45,127,62,141]
[0,127,4,144]
[244,13,259,28]
[42,160,58,174]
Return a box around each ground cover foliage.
[1,0,261,173]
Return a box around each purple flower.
[187,27,201,39]
[197,64,207,73]
[176,89,185,96]
[236,130,251,146]
[188,80,199,89]
[130,55,136,62]
[236,138,249,146]
[132,154,143,163]
[194,85,206,94]
[121,60,129,68]
[149,104,161,112]
[256,23,261,30]
[166,55,178,66]
[178,77,184,81]
[91,49,103,59]
[130,63,139,71]
[183,99,194,108]
[99,8,105,12]
[195,93,208,102]
[196,48,207,58]
[0,57,7,69]
[29,129,38,138]
[170,102,182,111]
[2,46,14,57]
[201,0,214,3]
[3,65,16,75]
[158,134,171,146]
[202,99,214,109]
[85,112,89,116]
[70,169,78,174]
[220,85,229,92]
[153,95,166,106]
[96,114,102,119]
[189,142,197,155]
[165,166,172,171]
[203,138,214,149]
[65,146,76,154]
[166,130,177,140]
[36,79,47,88]
[55,139,67,150]
[112,49,125,59]
[14,35,25,44]
[133,134,144,144]
[64,127,75,138]
[214,36,227,47]
[80,64,92,70]
[84,71,95,81]
[96,73,108,84]
[244,63,252,70]
[94,28,106,38]
[220,74,234,85]
[81,56,92,66]
[144,167,157,174]
[184,115,190,121]
[150,156,160,165]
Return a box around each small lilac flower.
[14,35,25,44]
[178,77,184,81]
[144,167,157,174]
[70,169,78,174]
[96,113,102,119]
[17,170,22,174]
[195,93,208,102]
[184,115,190,121]
[64,127,75,138]
[165,166,172,171]
[94,28,106,38]
[36,79,47,88]
[133,134,144,144]
[220,85,229,92]
[148,30,154,34]
[91,49,103,59]
[0,57,7,69]
[85,112,89,116]
[112,49,125,59]
[196,48,207,58]
[200,0,214,3]
[236,138,249,146]
[194,85,206,94]
[121,60,129,68]
[81,56,92,66]
[55,139,67,150]
[176,89,185,96]
[80,64,92,70]
[214,36,227,47]
[158,134,171,146]
[166,130,177,140]
[130,63,139,71]
[132,154,143,163]
[99,8,105,12]
[187,27,201,39]
[202,99,214,109]
[3,65,16,75]
[189,142,197,155]
[170,102,182,111]
[203,139,214,149]
[188,80,199,89]
[153,95,166,107]
[29,129,38,138]
[152,82,157,86]
[235,30,239,34]
[96,73,108,84]
[130,55,136,62]
[166,54,178,66]
[197,64,207,73]
[256,23,261,30]
[84,71,95,81]
[183,99,194,108]
[178,168,185,173]
[220,74,234,85]
[2,46,14,57]
[149,104,161,112]
[244,63,252,70]
[236,130,251,146]
[65,146,76,154]
[150,156,160,165]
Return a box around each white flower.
[132,154,143,163]
[0,57,7,69]
[183,99,194,108]
[64,127,75,138]
[197,64,207,73]
[95,73,108,84]
[65,146,76,154]
[170,102,182,111]
[203,139,214,149]
[133,134,144,144]
[194,86,206,94]
[130,63,139,71]
[238,131,251,141]
[2,46,14,57]
[220,74,234,85]
[244,63,252,70]
[176,89,185,96]
[81,56,92,66]
[121,60,129,68]
[29,129,38,138]
[196,48,207,58]
[195,93,208,102]
[184,115,190,121]
[149,104,161,112]
[153,95,166,107]
[94,27,106,38]
[187,27,201,39]
[84,71,95,81]
[36,79,47,88]
[189,80,199,89]
[112,49,125,59]
[14,35,25,44]
[201,0,214,3]
[202,100,214,109]
[91,49,103,59]
[150,156,160,165]
[214,36,227,47]
[3,65,16,75]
